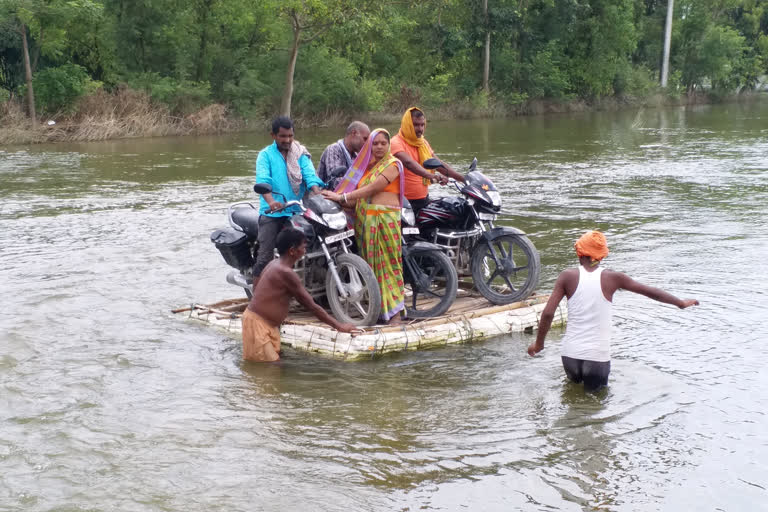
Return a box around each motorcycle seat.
[231,207,261,238]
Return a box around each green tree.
[270,0,357,117]
[0,0,39,122]
[674,0,751,93]
[0,0,103,122]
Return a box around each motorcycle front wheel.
[470,234,540,305]
[326,253,382,326]
[404,249,458,318]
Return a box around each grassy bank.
[1,88,763,146]
[0,89,244,146]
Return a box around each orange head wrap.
[574,230,609,265]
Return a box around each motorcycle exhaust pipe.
[226,270,250,289]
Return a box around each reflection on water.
[2,101,768,511]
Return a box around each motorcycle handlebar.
[444,178,463,192]
[261,199,304,215]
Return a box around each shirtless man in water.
[242,228,357,362]
[528,230,699,391]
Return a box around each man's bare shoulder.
[554,267,581,297]
[259,261,295,284]
[600,268,632,289]
[600,268,628,280]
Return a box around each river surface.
[1,102,767,511]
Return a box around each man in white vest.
[528,230,699,391]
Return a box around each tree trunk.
[20,23,36,125]
[482,0,490,92]
[281,16,301,118]
[32,27,42,73]
[195,0,212,82]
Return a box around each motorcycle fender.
[403,240,443,257]
[482,226,526,242]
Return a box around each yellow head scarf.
[398,107,432,165]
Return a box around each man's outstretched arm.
[393,151,440,183]
[614,272,699,309]
[528,273,568,356]
[435,159,465,183]
[284,271,358,332]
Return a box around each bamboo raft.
[172,290,567,360]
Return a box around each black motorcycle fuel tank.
[305,194,343,214]
[289,215,316,243]
[415,196,469,230]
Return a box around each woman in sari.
[321,129,405,325]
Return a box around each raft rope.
[344,334,354,358]
[371,328,387,359]
[371,328,380,358]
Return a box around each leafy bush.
[664,70,684,97]
[528,43,572,99]
[497,90,528,107]
[493,43,571,100]
[150,78,211,116]
[613,64,657,97]
[32,64,98,114]
[127,73,211,115]
[221,68,275,118]
[358,78,385,112]
[701,26,747,93]
[470,90,489,110]
[292,46,368,115]
[421,73,453,107]
[758,34,768,70]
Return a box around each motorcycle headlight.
[401,207,416,226]
[322,212,348,230]
[487,191,501,207]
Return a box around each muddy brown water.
[1,102,767,511]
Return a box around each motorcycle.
[415,158,540,305]
[400,198,458,318]
[323,165,459,319]
[210,183,382,326]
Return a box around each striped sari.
[354,155,405,322]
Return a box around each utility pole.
[482,0,490,93]
[661,0,674,87]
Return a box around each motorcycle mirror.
[468,157,477,173]
[423,158,444,170]
[253,183,273,195]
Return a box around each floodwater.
[1,101,767,511]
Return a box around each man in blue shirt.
[254,117,324,278]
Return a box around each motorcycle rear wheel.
[404,249,458,318]
[470,234,540,305]
[326,253,382,326]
